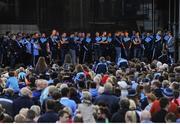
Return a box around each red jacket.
[150,99,179,117]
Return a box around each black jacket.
[152,109,168,122]
[111,108,129,123]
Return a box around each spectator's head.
[59,83,68,91]
[75,72,86,89]
[3,88,14,97]
[159,97,169,110]
[127,89,137,98]
[89,82,97,89]
[58,110,70,123]
[19,108,29,118]
[129,99,136,110]
[19,67,25,72]
[140,110,151,122]
[1,114,13,123]
[63,107,72,116]
[35,79,48,90]
[150,63,157,70]
[35,57,48,74]
[14,114,26,123]
[119,98,130,110]
[48,85,58,97]
[45,99,55,112]
[162,88,173,99]
[165,112,177,123]
[8,71,15,77]
[116,70,123,78]
[73,113,83,123]
[170,82,179,90]
[26,109,36,121]
[151,80,161,89]
[125,110,138,123]
[20,87,32,98]
[162,80,170,88]
[93,75,101,85]
[104,83,113,93]
[82,91,92,104]
[147,93,156,103]
[96,106,110,122]
[30,105,41,117]
[61,87,69,97]
[51,90,61,100]
[75,64,84,73]
[99,57,106,63]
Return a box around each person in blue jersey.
[95,56,108,74]
[8,34,22,68]
[32,33,41,67]
[143,32,154,61]
[25,35,34,66]
[39,33,48,59]
[133,32,142,59]
[48,30,59,64]
[5,71,20,94]
[69,33,77,65]
[165,31,175,64]
[20,34,30,66]
[100,31,108,58]
[119,32,126,59]
[18,33,29,66]
[152,31,163,60]
[106,32,114,60]
[1,31,11,67]
[60,32,69,66]
[163,31,170,44]
[112,31,123,64]
[131,30,136,41]
[79,32,86,64]
[81,33,92,64]
[75,32,82,64]
[123,31,132,60]
[93,32,101,61]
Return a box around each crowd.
[0,29,179,123]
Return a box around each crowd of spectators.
[0,54,179,123]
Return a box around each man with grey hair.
[94,83,119,114]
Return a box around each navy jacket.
[37,111,58,123]
[13,96,34,116]
[95,62,108,74]
[94,92,119,114]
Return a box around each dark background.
[0,0,178,34]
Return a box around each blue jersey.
[107,37,112,42]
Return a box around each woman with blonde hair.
[30,105,41,122]
[125,99,140,123]
[35,57,48,74]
